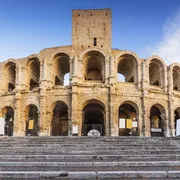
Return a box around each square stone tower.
[72,9,112,52]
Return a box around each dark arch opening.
[3,106,14,136]
[117,54,137,83]
[25,105,39,136]
[149,59,164,87]
[173,66,180,91]
[82,102,105,136]
[150,105,165,137]
[118,103,138,136]
[27,58,40,91]
[53,53,70,86]
[84,51,105,82]
[51,102,68,136]
[4,62,16,92]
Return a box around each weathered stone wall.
[0,9,179,137]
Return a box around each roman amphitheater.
[0,8,180,138]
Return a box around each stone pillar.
[167,67,174,136]
[161,113,169,137]
[39,58,48,136]
[111,107,119,136]
[144,108,151,137]
[68,109,72,136]
[71,85,78,135]
[46,112,52,136]
[137,64,141,90]
[39,89,48,136]
[105,58,109,84]
[14,92,22,136]
[109,56,115,84]
[78,110,83,136]
[72,56,78,83]
[20,66,29,91]
[142,61,151,137]
[138,107,143,137]
[163,66,168,92]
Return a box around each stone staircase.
[0,136,180,179]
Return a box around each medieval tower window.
[94,38,97,46]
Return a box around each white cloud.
[149,8,180,65]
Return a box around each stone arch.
[79,48,108,60]
[116,51,139,83]
[147,56,166,87]
[49,50,72,63]
[82,98,106,136]
[2,60,17,92]
[23,104,39,136]
[150,103,166,137]
[118,100,139,136]
[26,56,41,90]
[51,53,70,86]
[81,50,106,82]
[49,101,69,136]
[82,98,106,110]
[1,106,14,136]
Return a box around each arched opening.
[27,58,40,90]
[51,101,68,136]
[149,59,164,87]
[2,106,14,136]
[24,104,39,136]
[83,51,105,81]
[117,54,137,83]
[82,100,105,136]
[174,108,180,136]
[172,66,180,91]
[118,103,138,136]
[150,104,165,137]
[3,62,16,92]
[53,53,70,86]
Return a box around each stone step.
[1,137,180,142]
[1,161,180,172]
[0,171,180,179]
[0,154,179,162]
[0,145,180,152]
[0,150,179,156]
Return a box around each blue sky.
[0,0,180,64]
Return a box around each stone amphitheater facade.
[1,9,180,137]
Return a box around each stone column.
[78,110,83,136]
[109,56,115,84]
[144,108,151,137]
[137,64,141,90]
[142,61,151,137]
[167,67,174,136]
[163,66,168,92]
[46,112,52,136]
[161,113,169,137]
[68,109,72,136]
[39,89,48,136]
[138,106,143,137]
[14,92,22,136]
[71,85,78,135]
[72,56,78,83]
[20,66,29,91]
[105,58,109,84]
[39,58,48,136]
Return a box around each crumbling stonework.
[0,9,180,137]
